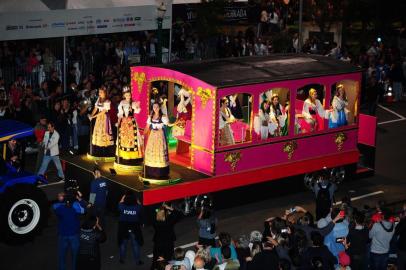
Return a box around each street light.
[156,2,166,64]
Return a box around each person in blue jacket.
[89,167,108,226]
[53,191,87,270]
[117,191,144,265]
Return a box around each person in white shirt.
[37,122,65,181]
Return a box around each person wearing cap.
[369,208,395,270]
[337,251,351,270]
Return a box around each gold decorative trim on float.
[86,154,115,162]
[283,140,298,160]
[196,87,213,109]
[132,72,146,93]
[138,175,182,186]
[113,163,143,174]
[224,151,241,172]
[334,132,347,151]
[211,88,217,174]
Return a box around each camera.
[64,179,80,202]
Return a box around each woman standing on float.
[115,86,143,169]
[144,102,170,179]
[89,86,114,159]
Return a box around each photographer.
[197,207,217,247]
[312,169,337,220]
[53,191,86,270]
[76,216,106,270]
[152,203,183,268]
[117,191,144,265]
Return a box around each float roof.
[160,54,362,88]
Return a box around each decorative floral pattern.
[283,140,298,160]
[196,87,213,109]
[224,151,241,172]
[132,72,146,93]
[335,132,347,151]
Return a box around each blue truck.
[0,120,48,243]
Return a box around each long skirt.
[116,116,143,166]
[220,125,235,146]
[328,110,348,128]
[144,129,169,179]
[91,113,114,157]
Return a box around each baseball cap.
[339,251,350,266]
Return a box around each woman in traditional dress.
[302,88,326,133]
[219,97,235,146]
[144,102,170,179]
[329,84,349,128]
[90,87,114,158]
[115,86,143,167]
[269,94,288,136]
[256,100,271,140]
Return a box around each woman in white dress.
[302,88,327,133]
[329,84,349,128]
[269,95,288,136]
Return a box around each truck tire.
[0,185,49,244]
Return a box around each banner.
[0,4,172,41]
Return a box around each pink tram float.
[62,54,377,206]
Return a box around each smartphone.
[336,237,345,243]
[339,210,345,217]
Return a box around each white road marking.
[378,118,406,126]
[38,181,65,188]
[334,190,384,205]
[378,104,406,119]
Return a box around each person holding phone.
[322,208,349,260]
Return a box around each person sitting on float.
[328,84,349,128]
[302,88,328,132]
[269,94,288,137]
[219,97,236,146]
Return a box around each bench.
[175,120,192,154]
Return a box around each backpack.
[316,183,332,207]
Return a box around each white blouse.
[302,99,326,120]
[219,108,235,129]
[95,98,110,111]
[147,115,169,130]
[117,100,140,118]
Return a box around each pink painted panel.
[192,149,214,175]
[215,129,358,175]
[130,67,215,148]
[358,114,377,147]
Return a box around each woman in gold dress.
[115,87,143,167]
[144,102,170,179]
[89,87,114,158]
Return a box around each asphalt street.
[1,102,406,270]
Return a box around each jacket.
[43,130,60,156]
